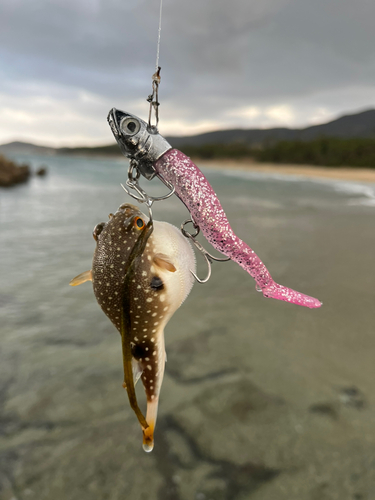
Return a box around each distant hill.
[166,109,375,148]
[1,108,375,155]
[0,141,55,155]
[57,144,120,156]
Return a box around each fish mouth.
[107,107,124,138]
[107,107,136,157]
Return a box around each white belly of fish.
[151,220,196,314]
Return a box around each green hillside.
[253,137,375,167]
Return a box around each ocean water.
[1,155,374,499]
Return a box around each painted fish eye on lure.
[120,117,141,136]
[70,203,196,452]
[107,108,171,180]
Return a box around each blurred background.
[0,1,374,499]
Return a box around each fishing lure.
[108,108,322,309]
[70,204,196,451]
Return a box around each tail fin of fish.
[142,333,166,453]
[142,397,160,452]
[263,283,322,309]
[69,270,92,286]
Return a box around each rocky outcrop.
[36,166,48,176]
[0,154,31,187]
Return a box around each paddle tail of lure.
[154,149,321,309]
[107,108,322,309]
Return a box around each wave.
[221,168,375,207]
[331,182,375,207]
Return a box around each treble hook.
[180,220,231,284]
[121,159,175,222]
[121,182,154,223]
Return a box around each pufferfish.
[70,203,195,451]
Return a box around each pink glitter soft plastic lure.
[108,108,322,309]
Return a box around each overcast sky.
[1,0,375,146]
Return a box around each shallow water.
[0,155,374,499]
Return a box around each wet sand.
[196,158,375,183]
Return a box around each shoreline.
[195,158,375,183]
[6,150,375,183]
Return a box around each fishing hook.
[121,159,175,223]
[180,219,231,284]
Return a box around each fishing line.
[155,0,163,71]
[147,0,163,130]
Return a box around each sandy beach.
[196,158,375,183]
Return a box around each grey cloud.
[0,0,374,143]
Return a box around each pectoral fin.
[153,254,176,273]
[69,270,92,286]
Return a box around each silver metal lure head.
[107,108,172,180]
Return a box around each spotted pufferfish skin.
[70,203,195,451]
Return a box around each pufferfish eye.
[134,217,145,230]
[120,117,141,136]
[93,222,106,241]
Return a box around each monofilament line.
[155,0,163,71]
